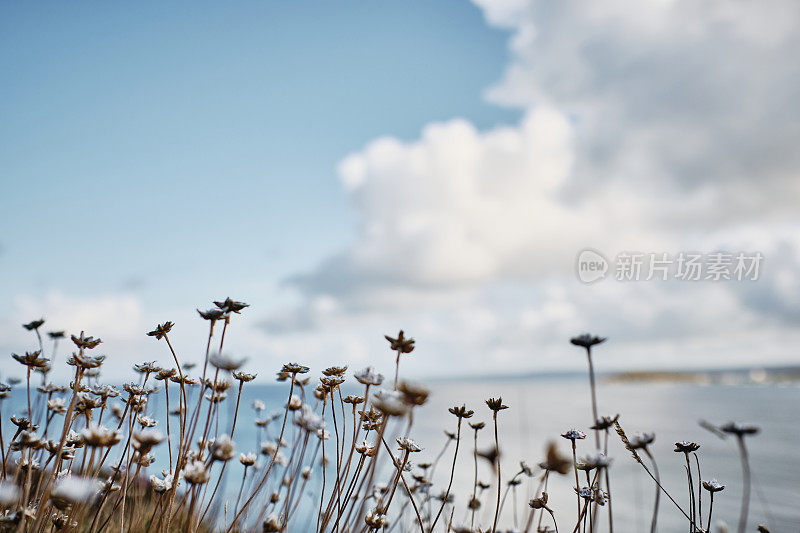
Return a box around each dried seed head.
[354,367,384,386]
[529,491,549,509]
[240,453,257,466]
[384,330,415,353]
[81,425,122,448]
[449,405,474,419]
[13,351,50,369]
[209,352,247,372]
[396,437,422,453]
[281,363,310,375]
[197,308,226,321]
[561,429,587,441]
[146,322,173,340]
[702,479,725,492]
[398,380,429,406]
[50,476,98,510]
[22,318,45,331]
[570,333,607,349]
[322,366,347,377]
[539,442,571,475]
[233,371,256,382]
[262,513,282,532]
[213,297,249,314]
[674,441,700,453]
[184,460,210,485]
[211,435,236,462]
[485,397,508,412]
[720,422,760,437]
[591,414,620,431]
[629,432,656,450]
[67,352,105,369]
[132,430,165,454]
[373,389,409,417]
[134,361,162,375]
[343,395,365,405]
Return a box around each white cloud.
[264,0,800,375]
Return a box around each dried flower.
[155,368,177,381]
[263,513,282,532]
[355,441,379,457]
[12,351,50,369]
[134,361,162,375]
[213,297,249,314]
[373,389,409,417]
[396,437,422,453]
[322,366,347,377]
[211,435,236,462]
[398,380,429,406]
[81,425,122,447]
[22,318,45,331]
[702,479,725,492]
[449,404,474,419]
[529,491,550,509]
[365,509,387,529]
[720,422,760,437]
[354,366,384,386]
[343,395,365,405]
[197,308,226,321]
[561,429,587,441]
[47,398,67,414]
[67,352,106,369]
[539,442,571,475]
[184,460,210,484]
[674,441,700,453]
[485,397,508,412]
[385,330,415,353]
[282,363,310,375]
[147,322,174,340]
[71,331,102,350]
[240,453,257,466]
[629,432,655,450]
[233,371,256,382]
[50,476,97,510]
[132,430,165,454]
[209,352,247,371]
[591,414,620,431]
[570,333,607,349]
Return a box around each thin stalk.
[643,448,660,533]
[430,418,462,532]
[735,435,751,533]
[491,412,501,533]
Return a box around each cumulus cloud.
[267,0,800,374]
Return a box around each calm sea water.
[4,377,798,531]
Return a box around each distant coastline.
[604,365,800,384]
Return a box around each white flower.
[209,351,246,372]
[211,435,236,462]
[183,460,210,485]
[354,367,384,386]
[372,389,408,417]
[0,482,19,506]
[50,476,98,510]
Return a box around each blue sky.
[2,0,799,381]
[1,0,516,300]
